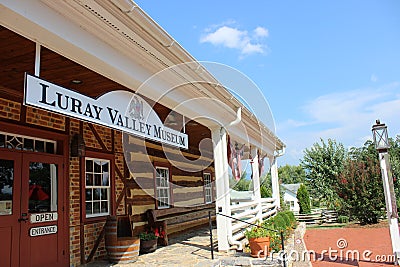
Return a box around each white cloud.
[201,26,246,49]
[242,43,264,54]
[277,82,400,165]
[371,74,378,82]
[200,25,268,56]
[254,26,269,38]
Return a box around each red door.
[0,151,67,267]
[0,151,21,267]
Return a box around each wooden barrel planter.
[105,216,140,264]
[105,216,118,244]
[105,237,140,264]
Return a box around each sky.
[134,0,400,166]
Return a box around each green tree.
[260,184,272,198]
[301,138,346,208]
[297,184,311,214]
[260,173,272,196]
[336,141,385,224]
[278,164,306,184]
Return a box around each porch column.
[269,156,280,209]
[250,149,263,220]
[211,127,231,251]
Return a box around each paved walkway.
[83,220,395,267]
[302,223,394,267]
[83,225,284,267]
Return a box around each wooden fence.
[295,209,338,225]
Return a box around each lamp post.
[372,120,400,265]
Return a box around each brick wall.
[83,222,106,260]
[26,106,65,131]
[69,119,81,267]
[0,98,20,121]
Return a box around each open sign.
[30,212,58,223]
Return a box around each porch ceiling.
[0,0,285,156]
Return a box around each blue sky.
[134,0,400,166]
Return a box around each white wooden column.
[251,149,263,220]
[380,153,400,264]
[269,156,280,209]
[212,127,231,251]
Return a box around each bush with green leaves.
[244,220,274,239]
[297,184,311,214]
[139,231,158,241]
[336,150,385,224]
[260,211,297,251]
[337,215,349,223]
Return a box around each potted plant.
[244,221,271,258]
[139,228,160,254]
[139,228,164,253]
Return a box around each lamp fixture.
[71,79,83,85]
[372,119,390,151]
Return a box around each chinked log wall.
[124,134,215,237]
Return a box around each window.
[0,131,56,154]
[85,158,110,218]
[0,159,14,215]
[155,167,170,209]
[204,173,212,204]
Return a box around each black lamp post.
[372,120,400,265]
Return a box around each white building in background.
[281,183,301,213]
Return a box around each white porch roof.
[0,0,285,156]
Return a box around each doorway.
[0,150,67,267]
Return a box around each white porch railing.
[228,197,278,244]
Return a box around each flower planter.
[140,238,158,254]
[248,236,270,258]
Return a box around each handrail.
[213,212,287,267]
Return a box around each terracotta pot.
[140,238,158,254]
[248,236,270,258]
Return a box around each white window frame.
[155,167,170,209]
[204,173,212,204]
[85,157,111,218]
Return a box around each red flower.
[154,228,160,237]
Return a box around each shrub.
[283,211,297,227]
[139,231,157,241]
[297,184,311,214]
[244,220,274,240]
[337,215,349,223]
[260,211,297,252]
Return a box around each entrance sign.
[29,225,58,237]
[30,212,58,223]
[24,74,188,149]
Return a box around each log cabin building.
[0,1,285,266]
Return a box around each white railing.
[261,197,278,220]
[228,197,278,244]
